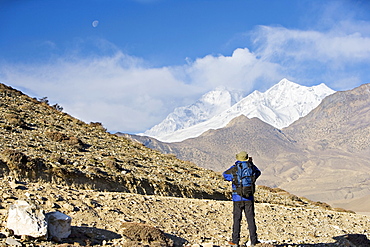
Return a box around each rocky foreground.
[1,178,370,247]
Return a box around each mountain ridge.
[143,87,244,138]
[143,78,335,142]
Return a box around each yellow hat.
[236,151,249,161]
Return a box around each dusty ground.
[1,179,370,247]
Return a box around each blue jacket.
[223,161,261,201]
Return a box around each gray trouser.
[232,200,258,245]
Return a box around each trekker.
[223,151,261,247]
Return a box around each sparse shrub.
[120,222,172,247]
[288,194,303,202]
[272,187,287,193]
[333,207,356,213]
[45,131,85,150]
[5,113,25,127]
[52,103,63,111]
[313,201,332,209]
[46,131,68,142]
[1,149,28,169]
[39,97,49,104]
[103,157,120,172]
[64,136,84,150]
[50,153,68,165]
[89,122,107,131]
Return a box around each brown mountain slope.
[125,83,370,213]
[281,83,370,211]
[284,83,370,153]
[0,83,228,200]
[124,115,301,173]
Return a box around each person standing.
[223,151,261,247]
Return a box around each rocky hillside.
[0,83,228,200]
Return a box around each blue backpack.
[235,161,255,198]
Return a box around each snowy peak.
[143,79,335,142]
[221,79,335,131]
[143,87,243,137]
[198,86,242,109]
[249,79,336,124]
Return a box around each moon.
[92,20,99,28]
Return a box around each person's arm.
[253,165,261,180]
[222,165,236,181]
[249,157,261,180]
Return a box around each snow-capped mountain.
[143,87,244,137]
[143,79,336,142]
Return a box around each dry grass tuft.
[120,222,172,246]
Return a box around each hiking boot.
[250,240,261,247]
[228,241,240,246]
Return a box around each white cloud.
[253,25,370,63]
[0,52,195,133]
[183,48,283,92]
[251,21,370,89]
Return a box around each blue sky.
[1,0,370,133]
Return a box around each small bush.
[64,136,84,150]
[45,131,84,150]
[46,131,68,142]
[1,149,28,169]
[121,222,172,247]
[5,113,25,127]
[39,97,49,104]
[103,158,119,172]
[89,122,107,131]
[50,153,69,165]
[52,103,63,111]
[333,208,356,214]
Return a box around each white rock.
[45,211,72,240]
[202,243,214,247]
[6,237,22,246]
[6,200,47,238]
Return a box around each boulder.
[45,211,72,240]
[6,200,47,238]
[5,237,22,246]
